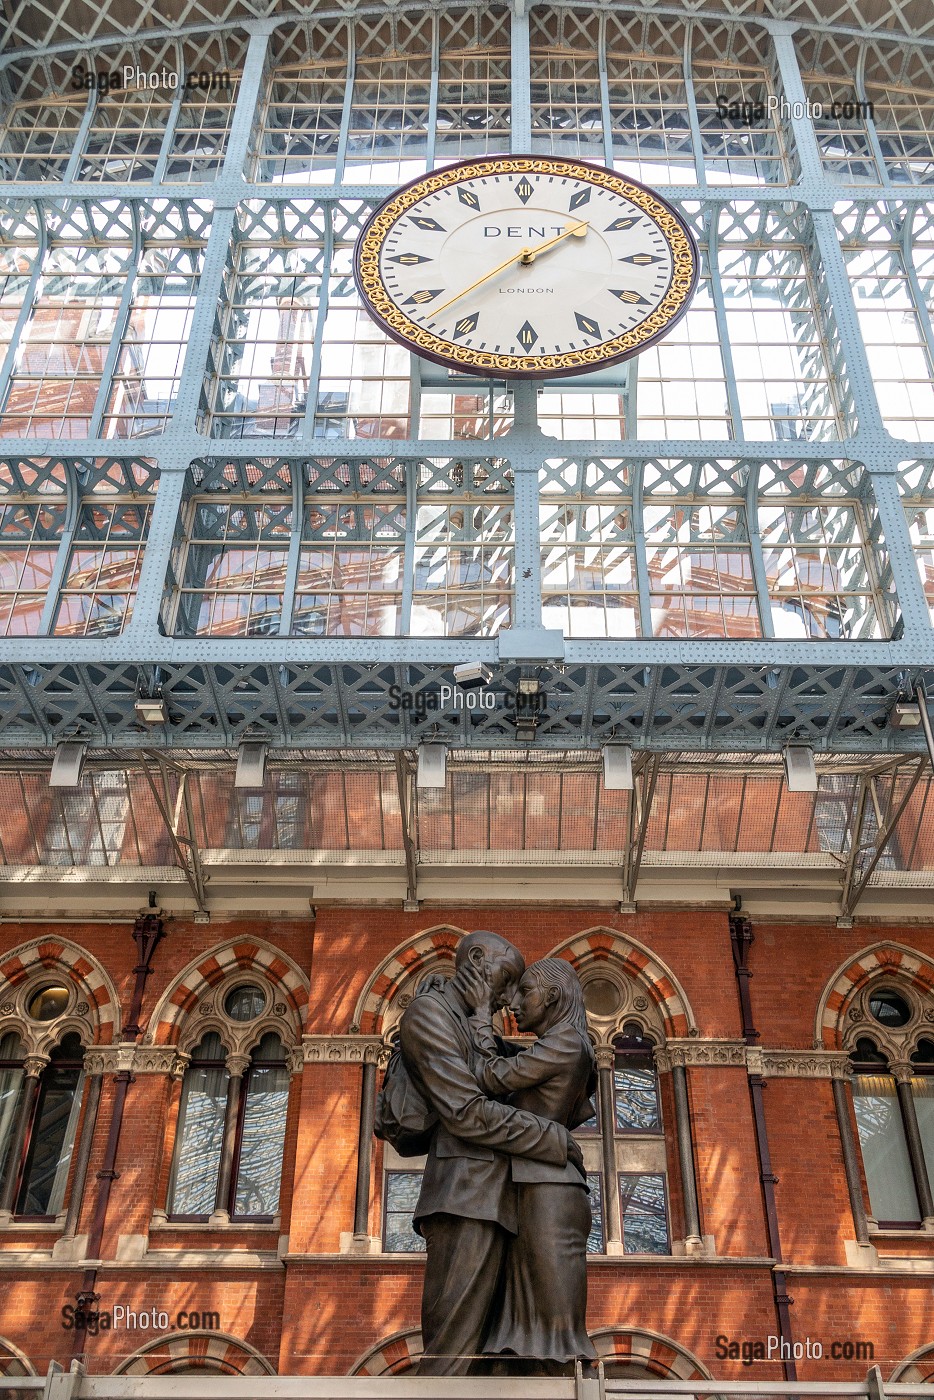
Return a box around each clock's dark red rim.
[352,152,700,382]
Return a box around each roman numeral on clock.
[404,289,444,305]
[451,311,479,340]
[516,321,538,350]
[409,216,445,231]
[569,188,591,211]
[605,217,640,232]
[574,312,601,338]
[514,177,534,204]
[388,253,432,265]
[457,187,480,210]
[620,253,664,264]
[610,289,651,306]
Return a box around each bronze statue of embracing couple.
[376,930,598,1376]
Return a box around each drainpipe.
[71,913,164,1360]
[730,911,796,1381]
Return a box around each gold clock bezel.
[353,154,698,380]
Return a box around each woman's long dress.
[471,1020,597,1367]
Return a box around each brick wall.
[0,909,930,1380]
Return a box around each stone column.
[210,1053,249,1224]
[595,1046,623,1249]
[892,1061,934,1223]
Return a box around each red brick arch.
[0,1338,36,1375]
[144,938,309,1046]
[891,1343,934,1384]
[817,941,934,1048]
[548,928,695,1038]
[354,925,466,1034]
[590,1328,710,1379]
[114,1331,275,1375]
[351,1328,423,1375]
[0,936,119,1043]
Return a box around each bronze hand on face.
[433,219,590,318]
[459,958,494,1019]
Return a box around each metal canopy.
[0,3,934,753]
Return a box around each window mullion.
[63,83,98,183]
[894,1064,934,1221]
[334,21,357,186]
[598,13,614,169]
[510,4,532,151]
[153,44,188,185]
[88,203,142,438]
[682,23,707,189]
[215,1056,248,1220]
[301,204,334,437]
[854,46,891,189]
[633,458,652,638]
[705,210,743,441]
[280,469,304,636]
[401,460,417,634]
[745,461,775,639]
[37,463,82,637]
[425,14,440,171]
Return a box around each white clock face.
[354,156,697,380]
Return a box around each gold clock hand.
[432,219,590,318]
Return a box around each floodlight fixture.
[235,741,268,789]
[602,744,634,790]
[453,662,492,690]
[49,740,87,789]
[784,744,818,792]
[417,743,447,789]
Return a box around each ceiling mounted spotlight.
[235,740,267,789]
[453,662,492,690]
[50,740,87,789]
[602,743,634,790]
[891,701,921,728]
[134,695,168,725]
[784,744,818,792]
[515,717,538,743]
[516,676,541,697]
[417,743,447,788]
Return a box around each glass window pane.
[169,1061,229,1217]
[614,1053,661,1132]
[911,1076,934,1203]
[17,1064,83,1216]
[619,1172,669,1254]
[586,1171,604,1253]
[233,1037,289,1218]
[853,1073,921,1224]
[384,1170,426,1252]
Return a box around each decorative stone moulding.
[301,1035,388,1065]
[655,1039,748,1071]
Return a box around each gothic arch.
[816,941,934,1049]
[590,1328,710,1379]
[0,935,121,1052]
[114,1331,276,1376]
[0,1337,36,1375]
[143,937,309,1048]
[890,1343,934,1384]
[548,928,696,1039]
[353,925,466,1035]
[351,1328,424,1375]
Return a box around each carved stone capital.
[225,1053,251,1079]
[759,1049,853,1080]
[655,1038,747,1072]
[287,1047,304,1076]
[301,1035,386,1065]
[594,1046,616,1072]
[889,1059,915,1085]
[23,1052,49,1078]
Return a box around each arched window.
[851,1036,920,1226]
[579,1022,670,1256]
[13,1032,85,1219]
[168,1028,290,1221]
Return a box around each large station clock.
[353,155,698,380]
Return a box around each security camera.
[453,662,492,690]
